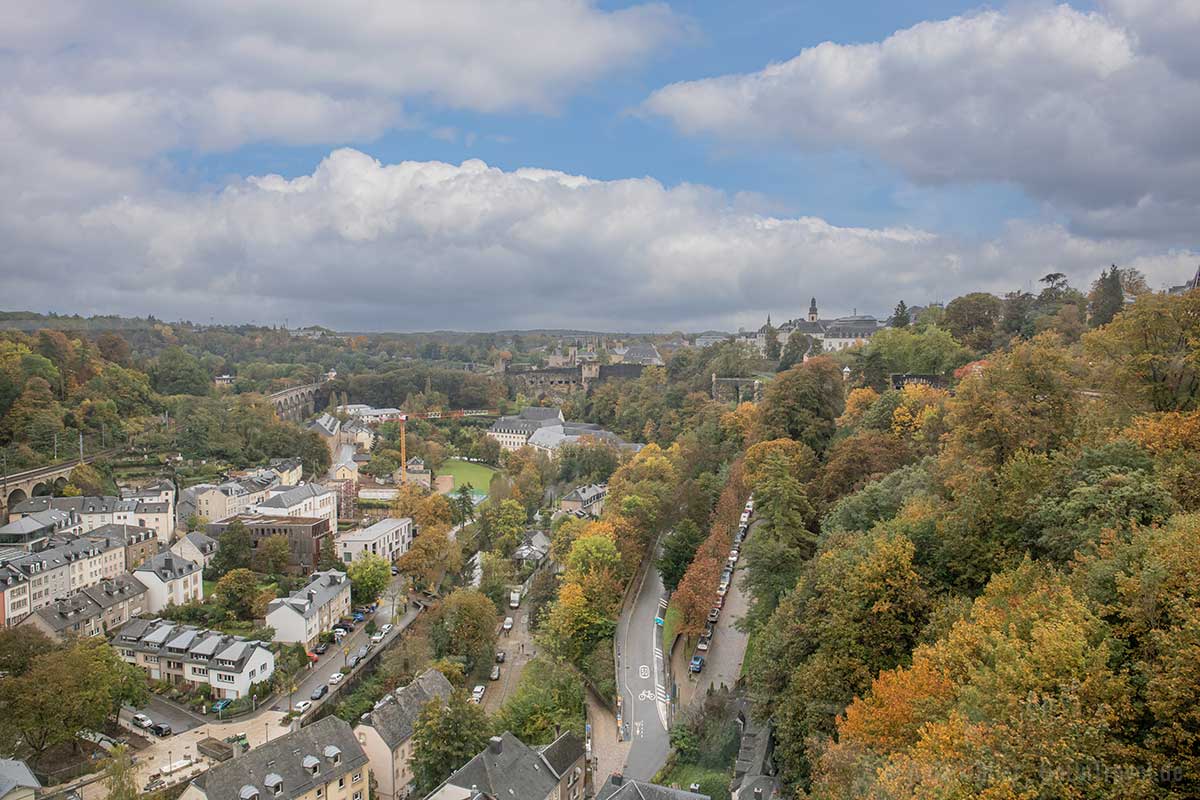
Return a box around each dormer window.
[304,754,321,776]
[239,786,259,800]
[323,745,342,764]
[264,773,283,796]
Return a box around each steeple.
[808,297,818,322]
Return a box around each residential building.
[527,423,640,458]
[0,567,30,628]
[20,574,147,640]
[255,483,338,528]
[730,706,783,800]
[337,518,413,565]
[266,570,352,647]
[513,530,551,569]
[192,474,278,523]
[423,731,585,800]
[11,494,173,544]
[694,332,731,348]
[609,343,664,366]
[345,421,377,450]
[559,484,606,516]
[270,458,306,486]
[400,457,431,489]
[596,776,710,800]
[330,444,360,483]
[179,716,369,800]
[85,523,160,570]
[337,405,405,424]
[486,407,564,451]
[308,412,343,439]
[133,553,203,612]
[112,618,274,699]
[214,374,235,386]
[354,669,454,800]
[207,514,332,575]
[171,531,219,569]
[0,535,125,618]
[0,759,40,800]
[0,509,82,548]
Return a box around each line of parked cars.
[130,712,172,737]
[692,496,753,675]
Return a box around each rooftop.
[357,669,453,748]
[267,570,350,620]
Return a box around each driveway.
[121,694,205,736]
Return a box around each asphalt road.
[616,536,671,781]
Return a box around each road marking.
[639,665,650,679]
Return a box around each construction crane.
[393,409,497,485]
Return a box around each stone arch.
[31,481,52,497]
[53,476,69,494]
[7,487,28,509]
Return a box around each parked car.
[131,713,153,729]
[293,700,312,714]
[211,699,232,713]
[689,655,705,673]
[391,565,400,575]
[371,631,385,643]
[502,616,514,632]
[728,549,739,564]
[717,582,729,598]
[509,590,521,608]
[380,623,393,635]
[697,634,711,651]
[348,655,361,669]
[495,651,506,663]
[310,685,329,701]
[307,651,320,663]
[150,722,172,737]
[707,608,720,624]
[356,645,369,659]
[490,665,501,680]
[352,612,366,622]
[471,685,486,703]
[314,642,330,655]
[329,672,345,685]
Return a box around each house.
[0,509,82,548]
[86,523,160,571]
[0,567,30,628]
[694,332,731,348]
[13,485,176,544]
[113,618,274,700]
[255,483,338,529]
[559,484,606,516]
[400,457,432,489]
[208,514,333,575]
[0,759,39,800]
[337,518,413,565]
[331,444,360,483]
[171,531,220,569]
[270,458,305,486]
[512,530,551,569]
[192,474,278,523]
[527,423,640,458]
[609,343,664,366]
[266,570,352,648]
[214,374,235,386]
[730,706,783,800]
[133,553,203,612]
[422,731,585,800]
[308,412,343,440]
[20,573,147,640]
[596,776,710,800]
[345,421,377,451]
[354,669,454,800]
[486,407,565,451]
[180,716,370,800]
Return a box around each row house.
[423,731,585,800]
[265,570,352,648]
[10,494,173,544]
[355,669,453,800]
[254,483,338,529]
[113,618,274,699]
[20,574,148,641]
[0,536,125,623]
[133,552,204,612]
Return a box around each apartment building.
[355,669,454,800]
[207,514,332,575]
[20,574,148,640]
[85,523,161,571]
[10,494,173,544]
[486,407,564,451]
[0,536,125,616]
[170,531,219,569]
[113,618,275,699]
[254,483,338,528]
[133,553,203,612]
[266,570,352,648]
[192,473,278,522]
[0,509,82,548]
[559,484,606,517]
[0,567,30,628]
[180,716,369,800]
[337,518,413,565]
[423,731,585,800]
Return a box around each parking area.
[482,604,534,713]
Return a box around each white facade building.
[133,553,204,612]
[337,518,413,565]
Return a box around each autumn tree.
[429,588,498,673]
[396,524,461,590]
[943,291,1003,352]
[209,519,252,577]
[214,568,261,619]
[347,553,391,605]
[410,691,492,796]
[252,533,291,576]
[757,357,845,454]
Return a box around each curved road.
[616,537,672,781]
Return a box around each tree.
[764,323,781,360]
[497,657,586,744]
[410,690,492,797]
[94,332,131,366]
[152,345,210,395]
[757,358,845,454]
[348,553,391,605]
[777,332,814,372]
[657,519,705,592]
[102,744,139,800]
[430,589,498,673]
[890,300,911,328]
[0,626,58,676]
[1089,265,1126,327]
[214,568,261,620]
[943,292,1002,351]
[396,525,461,590]
[252,534,291,576]
[210,519,252,576]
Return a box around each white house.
[170,532,220,569]
[354,669,454,800]
[133,553,203,612]
[255,483,338,528]
[337,518,413,566]
[265,570,352,648]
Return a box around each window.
[353,793,362,800]
[352,772,361,783]
[337,777,345,789]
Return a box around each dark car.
[310,684,329,701]
[689,655,705,673]
[313,642,330,655]
[391,566,400,575]
[150,722,172,737]
[495,651,506,663]
[356,645,369,660]
[348,655,361,669]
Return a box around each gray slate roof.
[0,758,40,795]
[358,669,454,748]
[431,730,582,800]
[184,531,219,554]
[258,482,332,510]
[267,570,349,620]
[134,552,201,582]
[32,574,147,632]
[191,716,366,800]
[596,778,710,800]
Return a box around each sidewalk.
[586,686,629,788]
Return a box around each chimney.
[611,774,623,786]
[488,736,502,755]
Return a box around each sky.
[1,0,1198,332]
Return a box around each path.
[586,687,628,787]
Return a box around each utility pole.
[78,430,84,462]
[53,433,58,461]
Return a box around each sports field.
[439,458,498,495]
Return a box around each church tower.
[808,297,818,322]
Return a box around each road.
[616,536,671,781]
[483,605,533,713]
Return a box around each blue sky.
[1,0,1196,331]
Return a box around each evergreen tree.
[890,300,910,328]
[1089,264,1125,327]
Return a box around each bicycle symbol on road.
[639,665,650,679]
[638,689,655,702]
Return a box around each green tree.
[657,519,705,592]
[102,744,139,800]
[214,568,261,620]
[0,626,58,676]
[943,291,1003,352]
[153,346,210,395]
[764,323,781,360]
[1088,265,1125,327]
[497,657,586,744]
[348,553,391,605]
[410,690,492,796]
[430,588,498,673]
[777,332,814,372]
[758,357,845,454]
[252,534,291,576]
[210,519,252,576]
[890,300,910,328]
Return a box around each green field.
[439,458,498,496]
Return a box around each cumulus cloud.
[643,3,1200,243]
[2,149,1193,331]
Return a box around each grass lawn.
[655,762,731,800]
[741,628,761,678]
[439,458,498,495]
[203,579,217,596]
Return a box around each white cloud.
[643,3,1200,243]
[2,149,1193,330]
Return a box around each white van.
[509,590,521,608]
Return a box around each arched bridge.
[2,449,117,523]
[268,381,324,422]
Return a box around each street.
[483,606,532,713]
[616,536,671,782]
